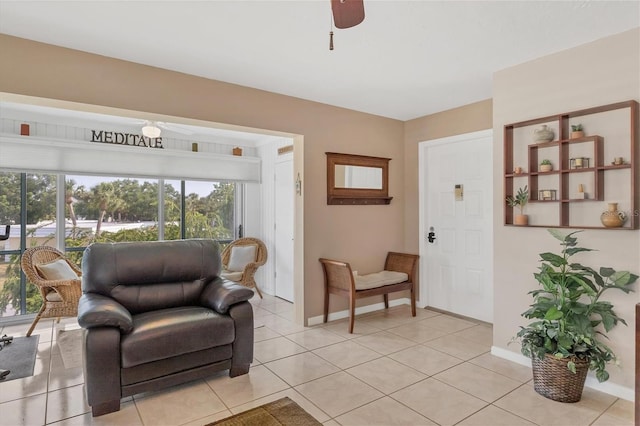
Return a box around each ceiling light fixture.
[141,121,161,138]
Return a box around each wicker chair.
[21,246,82,336]
[220,237,267,298]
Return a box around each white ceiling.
[0,1,638,121]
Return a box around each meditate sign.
[90,130,164,149]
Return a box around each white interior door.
[274,157,294,302]
[420,130,493,323]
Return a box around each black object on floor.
[0,335,40,382]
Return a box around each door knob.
[427,226,436,243]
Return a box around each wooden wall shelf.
[504,100,639,229]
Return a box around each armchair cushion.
[227,245,257,272]
[220,270,243,281]
[45,291,63,302]
[200,279,255,314]
[121,306,235,368]
[35,258,79,280]
[78,293,134,333]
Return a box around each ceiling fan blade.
[157,122,194,135]
[332,0,365,29]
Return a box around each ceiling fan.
[139,120,195,138]
[332,0,365,29]
[330,0,365,50]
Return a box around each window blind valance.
[0,136,261,182]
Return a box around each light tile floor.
[0,294,634,426]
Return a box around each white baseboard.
[490,346,532,368]
[491,346,634,401]
[307,298,411,326]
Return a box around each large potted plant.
[506,185,529,225]
[514,229,637,402]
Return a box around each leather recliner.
[77,239,254,417]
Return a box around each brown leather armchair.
[78,239,254,417]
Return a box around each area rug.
[57,328,84,369]
[207,397,321,426]
[0,335,39,382]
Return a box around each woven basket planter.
[532,353,589,403]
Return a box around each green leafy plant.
[571,124,583,132]
[514,229,637,382]
[506,185,529,215]
[540,159,552,166]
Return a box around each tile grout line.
[588,397,622,426]
[489,381,543,425]
[7,305,629,426]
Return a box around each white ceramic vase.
[534,125,554,143]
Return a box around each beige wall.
[0,34,405,322]
[493,28,640,391]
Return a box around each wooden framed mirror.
[326,152,392,205]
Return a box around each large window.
[184,181,235,240]
[65,176,161,253]
[0,172,59,317]
[0,172,240,320]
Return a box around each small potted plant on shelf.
[506,185,529,226]
[513,230,637,403]
[570,124,585,139]
[539,159,553,173]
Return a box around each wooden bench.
[319,252,419,333]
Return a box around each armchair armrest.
[242,262,259,276]
[40,278,79,287]
[44,278,82,303]
[200,277,254,314]
[78,293,134,333]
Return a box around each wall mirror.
[326,152,392,205]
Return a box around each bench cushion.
[355,271,409,290]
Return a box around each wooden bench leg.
[410,286,416,316]
[383,294,389,309]
[324,289,329,323]
[349,296,356,334]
